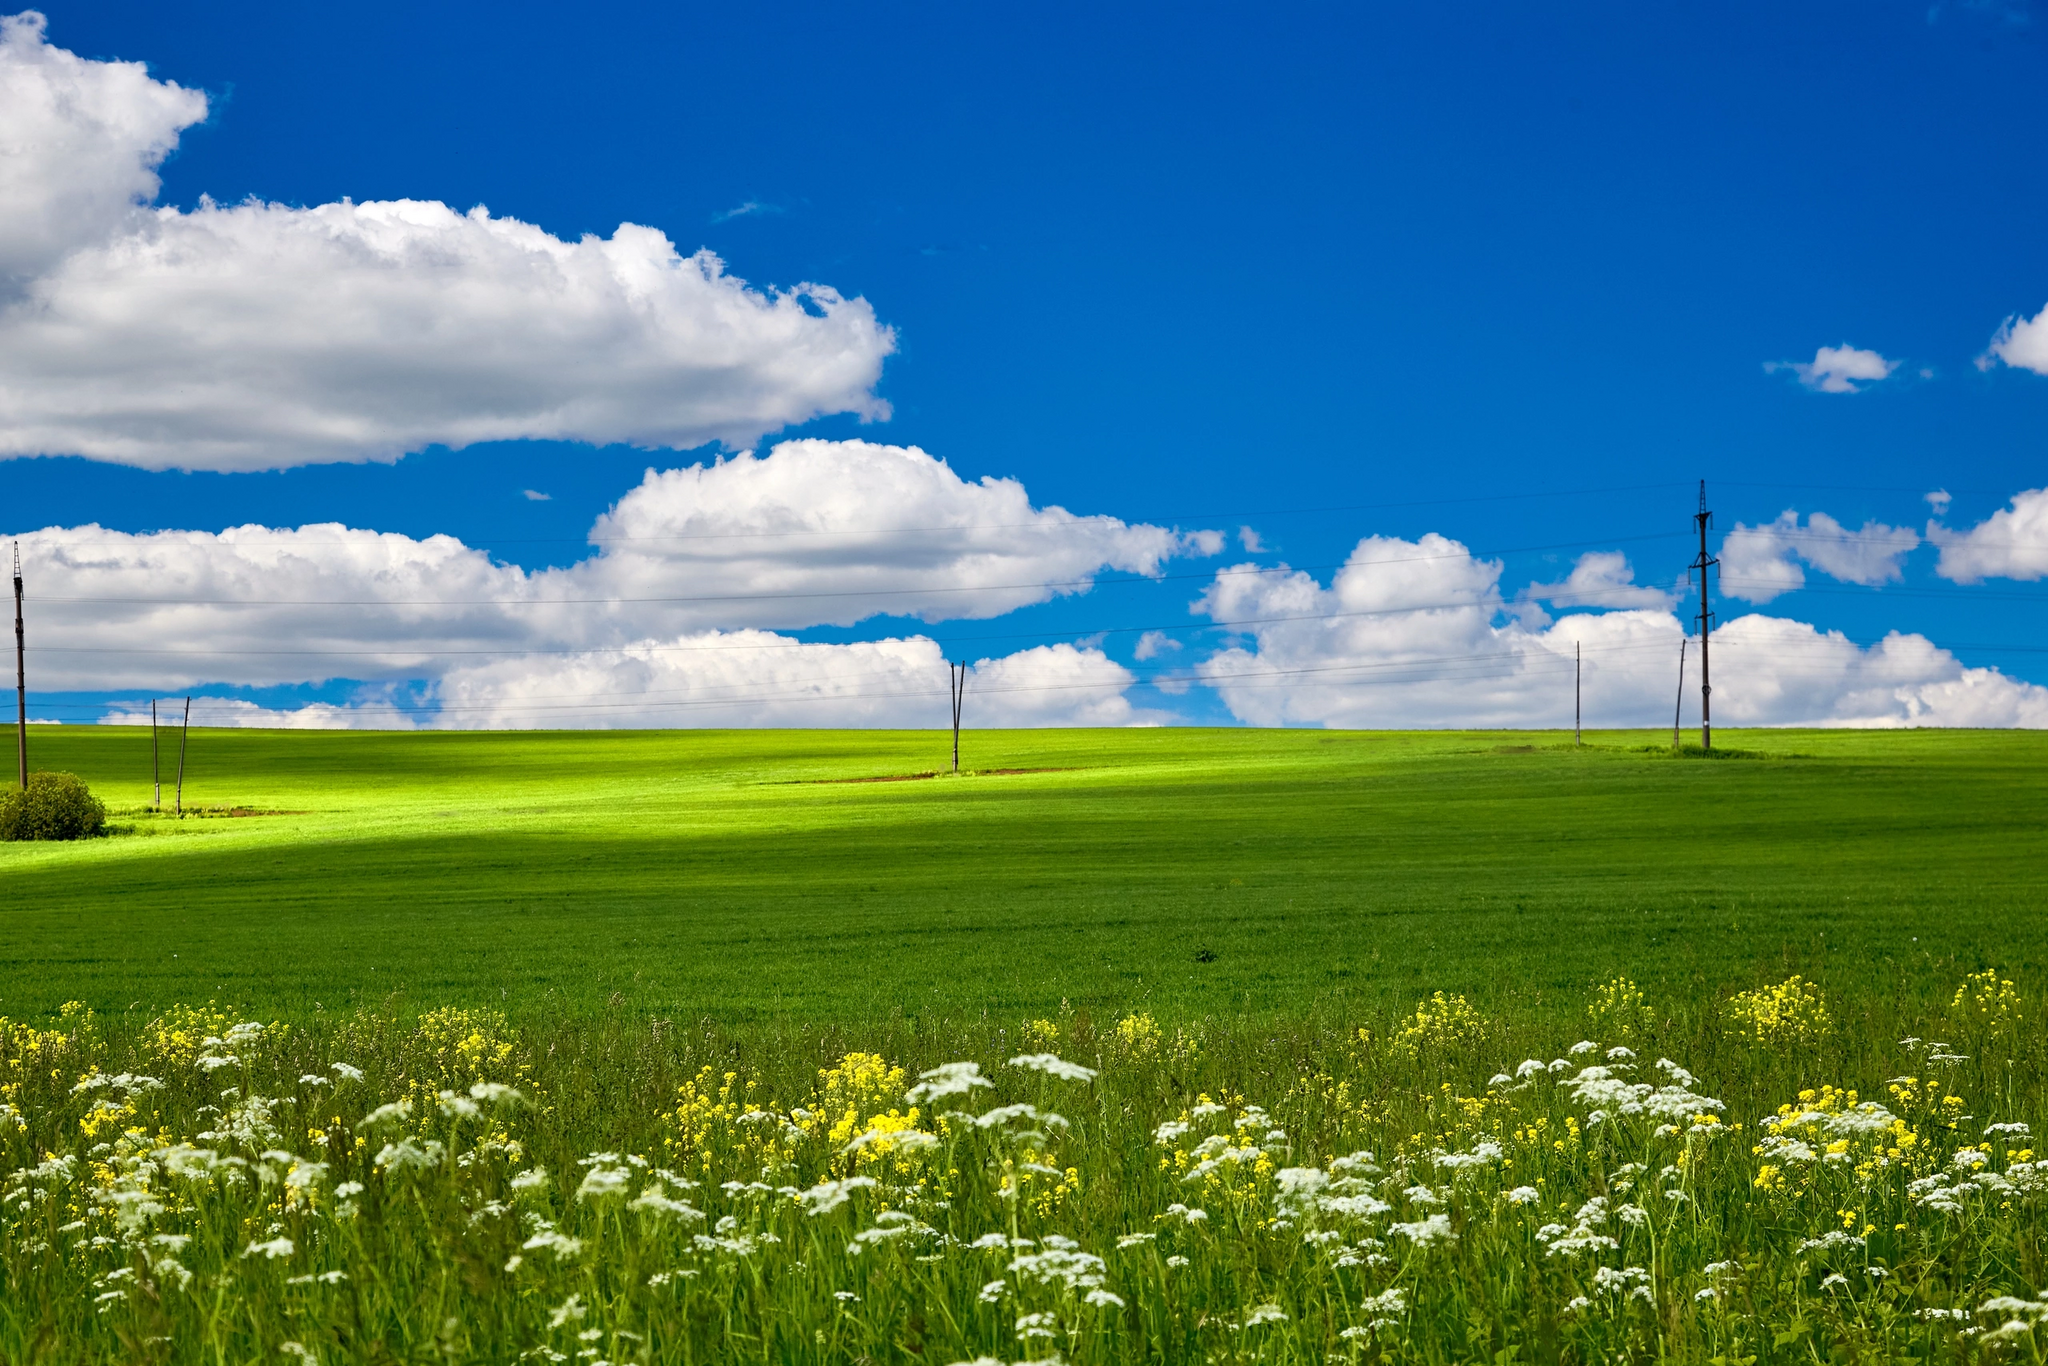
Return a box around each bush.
[0,771,107,841]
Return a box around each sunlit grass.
[2,726,2046,1022]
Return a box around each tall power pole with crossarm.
[1688,482,1718,752]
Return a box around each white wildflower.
[1389,1213,1455,1247]
[907,1062,992,1104]
[1007,1053,1099,1082]
[797,1176,877,1216]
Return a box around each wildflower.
[374,1139,444,1173]
[978,1279,1007,1302]
[1166,1255,1189,1267]
[1007,1054,1098,1082]
[1507,1186,1540,1204]
[1116,1232,1156,1248]
[522,1226,584,1260]
[330,1063,363,1082]
[1726,977,1833,1050]
[576,1165,632,1200]
[1084,1288,1125,1308]
[1241,1304,1288,1327]
[797,1175,877,1216]
[1015,1310,1060,1341]
[510,1167,549,1192]
[1389,1213,1455,1247]
[244,1237,295,1259]
[548,1294,586,1328]
[908,1063,992,1104]
[357,1099,412,1129]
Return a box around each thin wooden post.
[1673,637,1687,750]
[175,696,190,816]
[152,698,161,809]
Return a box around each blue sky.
[8,0,2048,729]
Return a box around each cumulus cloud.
[1719,511,1919,603]
[1133,630,1180,661]
[0,11,206,283]
[97,637,1151,730]
[1981,302,2048,375]
[101,697,417,730]
[1766,343,1899,394]
[1521,552,1676,612]
[9,440,1216,694]
[1929,486,2048,583]
[432,636,1151,729]
[578,440,1219,629]
[1191,534,2047,729]
[0,15,894,471]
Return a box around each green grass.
[2,726,2043,1024]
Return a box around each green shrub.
[0,770,107,841]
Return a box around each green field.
[4,725,2041,1022]
[8,725,2048,1362]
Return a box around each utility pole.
[1688,480,1718,752]
[948,662,966,773]
[152,699,161,808]
[12,541,24,790]
[1673,637,1687,750]
[1574,640,1581,747]
[176,696,190,816]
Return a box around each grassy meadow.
[4,726,2048,1361]
[2,725,2044,1023]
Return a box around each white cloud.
[1521,552,1676,611]
[1133,630,1181,661]
[577,440,1217,629]
[100,697,416,729]
[1191,533,2047,729]
[8,440,1217,691]
[0,11,206,283]
[100,637,1152,730]
[1981,302,2048,375]
[1766,343,1898,394]
[1719,511,1918,603]
[1930,486,2048,583]
[1238,526,1264,553]
[0,16,894,471]
[522,489,551,502]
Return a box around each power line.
[20,529,1691,609]
[6,479,1698,550]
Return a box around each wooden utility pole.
[1689,480,1718,751]
[1673,637,1687,750]
[1574,641,1581,746]
[948,663,966,773]
[152,699,161,808]
[176,696,190,816]
[12,542,24,790]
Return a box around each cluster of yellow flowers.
[140,1001,231,1069]
[1953,969,2024,1047]
[1587,976,1656,1045]
[1725,975,1833,1050]
[1390,991,1488,1059]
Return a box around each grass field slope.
[1,726,2042,1023]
